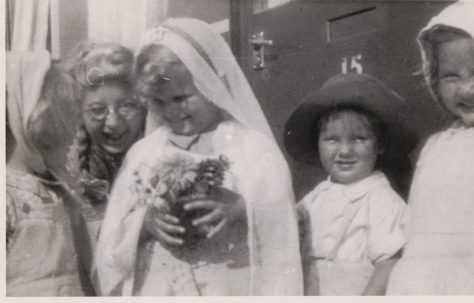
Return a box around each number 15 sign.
[341,54,363,74]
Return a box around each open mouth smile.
[335,160,356,169]
[104,132,128,146]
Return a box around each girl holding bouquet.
[94,18,303,296]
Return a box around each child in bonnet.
[387,2,474,295]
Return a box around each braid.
[66,42,136,215]
[77,124,92,178]
[76,124,109,211]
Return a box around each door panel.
[239,0,454,199]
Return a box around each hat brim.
[284,73,419,166]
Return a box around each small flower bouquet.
[132,153,230,244]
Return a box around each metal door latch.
[249,32,273,70]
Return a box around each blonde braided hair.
[66,42,140,214]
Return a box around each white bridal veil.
[94,18,302,296]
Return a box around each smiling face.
[318,111,380,185]
[83,83,144,155]
[437,38,474,127]
[145,62,222,136]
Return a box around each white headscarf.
[138,18,275,140]
[6,51,51,174]
[94,18,303,296]
[418,1,474,98]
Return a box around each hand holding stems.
[141,199,185,246]
[183,187,246,239]
[141,187,246,244]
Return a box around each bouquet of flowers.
[132,153,231,244]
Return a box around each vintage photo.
[4,0,474,297]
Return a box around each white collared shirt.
[298,171,407,264]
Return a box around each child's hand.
[183,187,246,239]
[142,202,185,246]
[362,255,400,295]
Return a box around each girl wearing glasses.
[65,43,146,290]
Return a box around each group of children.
[5,2,474,296]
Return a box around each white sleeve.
[93,143,150,295]
[367,186,408,263]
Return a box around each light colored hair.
[135,44,183,100]
[70,42,135,90]
[68,43,143,178]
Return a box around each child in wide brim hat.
[285,72,418,169]
[285,73,418,295]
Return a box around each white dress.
[6,170,84,296]
[299,171,407,295]
[387,123,474,295]
[94,120,303,295]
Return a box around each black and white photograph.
[3,0,474,298]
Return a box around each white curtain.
[11,0,49,51]
[9,0,61,58]
[87,0,169,51]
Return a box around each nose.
[337,141,354,157]
[165,102,186,119]
[103,111,122,132]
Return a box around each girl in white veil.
[94,18,303,296]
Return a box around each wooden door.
[233,0,454,199]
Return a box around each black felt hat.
[284,73,419,166]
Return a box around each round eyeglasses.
[84,99,141,121]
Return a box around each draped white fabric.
[87,0,168,51]
[94,18,303,295]
[11,0,49,51]
[6,51,51,174]
[95,123,304,295]
[138,18,275,140]
[9,0,62,58]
